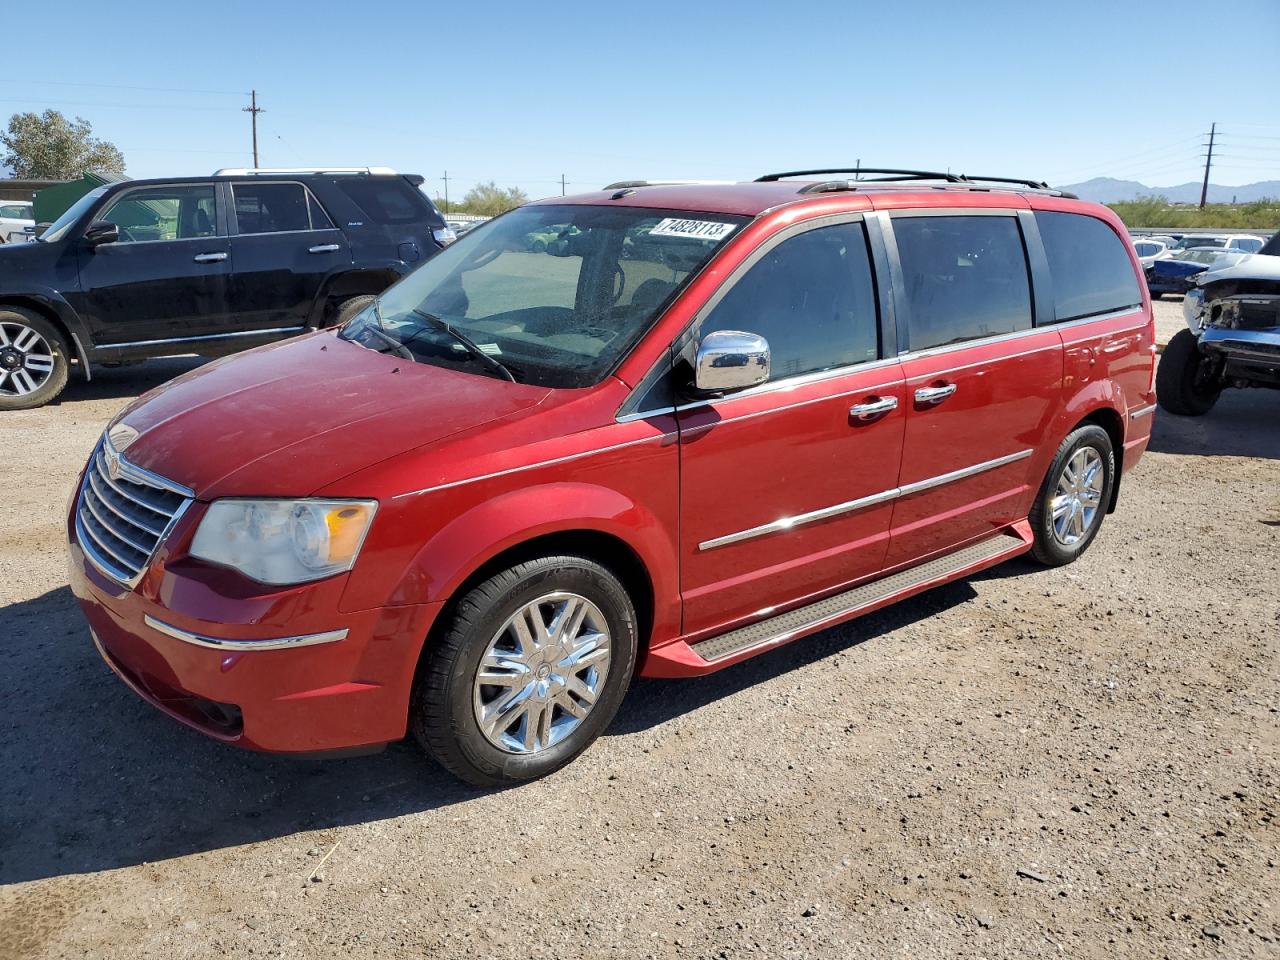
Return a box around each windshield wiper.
[357,299,414,360]
[406,308,516,383]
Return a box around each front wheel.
[0,308,70,410]
[1157,328,1221,416]
[1028,424,1115,567]
[411,555,638,786]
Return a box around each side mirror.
[694,329,770,393]
[83,220,119,247]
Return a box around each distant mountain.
[1061,176,1280,204]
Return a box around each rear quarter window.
[336,178,433,225]
[1037,212,1143,322]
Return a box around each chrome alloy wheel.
[472,591,612,755]
[1050,446,1104,545]
[0,321,55,397]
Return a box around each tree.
[1,110,125,180]
[450,181,528,217]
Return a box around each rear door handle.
[849,396,898,421]
[308,243,341,254]
[914,383,957,404]
[193,252,227,263]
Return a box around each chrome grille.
[75,438,193,586]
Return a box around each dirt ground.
[1,318,1277,959]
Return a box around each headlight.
[189,499,377,585]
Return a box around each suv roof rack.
[601,179,736,190]
[212,166,399,177]
[755,167,1076,198]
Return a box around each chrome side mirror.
[694,330,770,393]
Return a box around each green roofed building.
[33,170,126,224]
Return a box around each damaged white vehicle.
[1157,232,1280,416]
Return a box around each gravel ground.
[1,344,1277,960]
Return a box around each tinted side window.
[1231,237,1262,252]
[700,222,878,382]
[337,178,430,224]
[1134,242,1157,257]
[232,182,312,234]
[308,191,334,229]
[99,185,217,243]
[893,215,1032,349]
[1037,212,1143,323]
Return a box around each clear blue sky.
[6,0,1278,199]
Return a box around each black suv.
[0,167,452,409]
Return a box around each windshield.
[38,186,108,243]
[1173,236,1224,251]
[340,204,746,387]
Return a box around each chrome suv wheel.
[412,555,638,786]
[0,309,70,411]
[473,592,612,755]
[1029,424,1115,567]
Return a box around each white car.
[0,201,34,243]
[1132,237,1169,267]
[1160,234,1265,258]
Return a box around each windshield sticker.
[648,218,737,242]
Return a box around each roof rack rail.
[601,179,736,190]
[756,167,1073,197]
[212,166,399,176]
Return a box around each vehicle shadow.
[54,357,210,406]
[1147,387,1280,460]
[0,574,990,885]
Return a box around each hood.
[1198,252,1280,286]
[112,332,550,499]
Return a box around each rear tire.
[411,555,638,787]
[1028,424,1115,567]
[0,308,70,410]
[1157,328,1221,416]
[331,295,377,329]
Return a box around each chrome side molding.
[143,615,348,651]
[698,449,1033,551]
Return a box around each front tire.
[1157,328,1221,416]
[0,308,70,410]
[411,555,638,787]
[1029,424,1115,567]
[330,294,378,329]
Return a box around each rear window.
[233,182,329,234]
[336,177,431,224]
[892,215,1033,350]
[1038,212,1143,322]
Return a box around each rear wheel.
[1157,328,1221,416]
[1029,424,1115,567]
[411,555,638,786]
[0,308,70,410]
[329,294,377,329]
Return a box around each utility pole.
[855,158,861,180]
[1199,122,1216,209]
[442,171,450,214]
[243,89,264,168]
[560,174,567,196]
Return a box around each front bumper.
[69,534,440,753]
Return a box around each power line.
[0,97,239,112]
[0,79,246,96]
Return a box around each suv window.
[1133,241,1158,257]
[233,182,327,234]
[98,185,218,243]
[336,178,429,224]
[1230,236,1262,252]
[0,204,30,219]
[893,215,1032,349]
[699,222,879,381]
[1037,212,1143,322]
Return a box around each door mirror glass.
[83,220,120,247]
[694,330,770,393]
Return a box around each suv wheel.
[411,555,638,786]
[1156,328,1221,416]
[0,308,70,410]
[1028,424,1115,567]
[331,295,377,329]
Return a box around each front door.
[678,219,906,638]
[226,180,351,331]
[882,211,1063,567]
[74,183,233,346]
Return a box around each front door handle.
[308,243,341,254]
[193,252,227,263]
[914,383,957,405]
[849,396,898,421]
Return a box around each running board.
[685,528,1030,668]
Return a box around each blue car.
[1157,233,1280,415]
[1144,246,1250,296]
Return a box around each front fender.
[0,287,93,379]
[376,481,681,641]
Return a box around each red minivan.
[68,169,1157,785]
